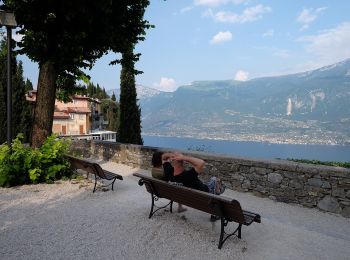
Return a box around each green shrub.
[286,158,350,169]
[0,134,72,187]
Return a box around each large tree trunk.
[31,61,58,148]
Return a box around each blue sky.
[16,0,350,92]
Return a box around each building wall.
[52,119,69,135]
[69,114,88,134]
[71,140,350,218]
[53,115,89,135]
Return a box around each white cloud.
[207,4,271,23]
[210,31,232,44]
[194,0,249,7]
[296,7,327,31]
[298,22,350,66]
[181,6,193,13]
[263,29,274,37]
[234,70,249,81]
[152,77,178,92]
[13,32,23,42]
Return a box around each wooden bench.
[65,155,123,193]
[133,172,261,249]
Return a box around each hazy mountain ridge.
[107,84,161,101]
[139,59,350,145]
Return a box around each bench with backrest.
[133,172,261,249]
[65,155,123,193]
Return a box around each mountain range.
[108,59,350,145]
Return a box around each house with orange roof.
[26,90,104,135]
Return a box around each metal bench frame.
[65,155,123,193]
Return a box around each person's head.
[152,151,163,168]
[171,159,184,169]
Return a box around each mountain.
[107,85,161,101]
[139,59,350,145]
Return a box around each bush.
[286,158,350,169]
[0,134,72,187]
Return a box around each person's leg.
[207,176,216,194]
[207,177,220,221]
[177,203,187,213]
[207,176,225,195]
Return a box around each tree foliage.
[111,92,116,102]
[2,0,152,147]
[118,45,143,145]
[101,99,119,132]
[85,82,109,100]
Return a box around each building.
[26,90,105,135]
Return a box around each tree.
[12,61,33,142]
[118,45,143,145]
[0,39,7,143]
[101,99,119,132]
[3,0,152,147]
[0,37,33,143]
[111,92,116,102]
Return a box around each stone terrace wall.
[71,140,350,218]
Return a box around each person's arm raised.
[161,152,174,164]
[172,153,205,173]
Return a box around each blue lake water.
[143,135,350,162]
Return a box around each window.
[79,114,84,119]
[69,113,74,119]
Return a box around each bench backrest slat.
[92,163,107,179]
[67,156,97,175]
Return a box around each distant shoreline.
[142,135,350,162]
[142,133,350,146]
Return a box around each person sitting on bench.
[151,151,187,213]
[161,152,225,221]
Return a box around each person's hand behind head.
[171,152,184,161]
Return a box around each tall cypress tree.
[111,92,116,101]
[0,39,7,143]
[0,38,33,143]
[13,62,33,142]
[118,45,143,145]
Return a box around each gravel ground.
[0,161,349,260]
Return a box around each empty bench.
[65,155,123,193]
[133,172,261,249]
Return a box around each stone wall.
[71,140,350,218]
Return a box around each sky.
[14,0,350,92]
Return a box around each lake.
[143,135,350,162]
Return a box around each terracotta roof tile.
[67,107,91,113]
[54,111,70,119]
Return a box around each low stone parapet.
[71,140,350,218]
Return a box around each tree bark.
[31,61,58,148]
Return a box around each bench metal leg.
[218,219,242,249]
[93,174,98,193]
[211,199,243,249]
[110,177,117,191]
[138,179,174,219]
[148,194,172,218]
[93,175,118,193]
